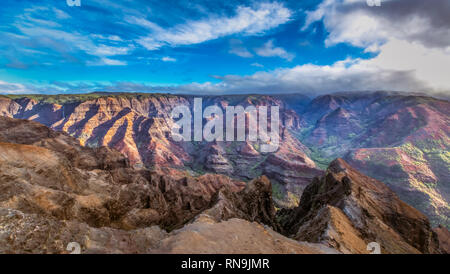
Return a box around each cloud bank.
[133,2,291,50]
[0,0,449,97]
[173,0,450,96]
[297,0,450,94]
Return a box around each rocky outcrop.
[277,159,443,254]
[0,116,446,254]
[149,215,336,254]
[299,92,450,228]
[0,116,275,231]
[1,116,330,254]
[203,176,280,231]
[434,225,450,254]
[309,107,362,147]
[0,94,321,209]
[0,208,336,254]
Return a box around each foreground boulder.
[203,175,280,231]
[278,158,443,254]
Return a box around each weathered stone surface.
[150,215,336,254]
[278,159,443,254]
[434,225,450,254]
[0,208,337,254]
[0,94,321,209]
[1,116,327,254]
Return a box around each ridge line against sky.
[0,0,449,96]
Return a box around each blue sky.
[0,0,449,95]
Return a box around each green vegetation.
[224,141,239,154]
[250,155,268,171]
[326,136,338,146]
[224,145,233,154]
[433,150,450,165]
[4,93,104,104]
[253,143,260,151]
[3,92,181,105]
[298,125,314,140]
[401,142,424,159]
[414,135,449,154]
[308,147,334,170]
[271,181,285,201]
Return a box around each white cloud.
[102,58,127,66]
[228,39,253,58]
[302,0,449,50]
[364,39,450,91]
[52,8,71,20]
[229,47,253,58]
[91,34,124,42]
[300,0,450,93]
[255,40,294,61]
[174,0,449,96]
[17,25,133,58]
[162,56,177,62]
[132,2,291,50]
[176,58,429,95]
[0,81,28,94]
[0,58,442,96]
[8,6,133,66]
[3,1,449,96]
[88,58,127,66]
[251,63,264,68]
[92,44,132,56]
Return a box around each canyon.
[0,115,448,253]
[0,91,448,230]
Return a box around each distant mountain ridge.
[0,91,448,228]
